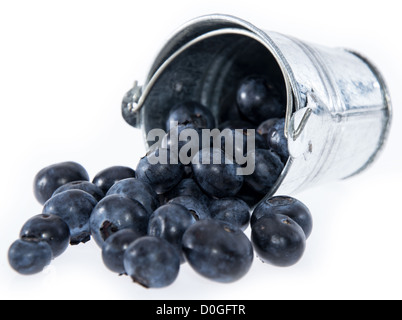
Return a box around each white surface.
[0,0,401,300]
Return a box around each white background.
[0,0,401,300]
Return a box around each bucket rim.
[141,14,300,139]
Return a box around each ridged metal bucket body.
[122,14,392,197]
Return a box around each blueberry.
[168,196,210,220]
[236,184,265,208]
[8,239,53,275]
[214,128,267,159]
[92,166,136,195]
[191,148,243,198]
[217,92,246,124]
[218,119,257,131]
[42,189,98,245]
[90,195,150,248]
[244,149,284,195]
[162,122,206,153]
[102,229,142,275]
[124,236,180,288]
[106,178,159,214]
[33,161,89,205]
[257,118,289,162]
[183,165,193,179]
[209,198,250,231]
[19,214,70,258]
[148,203,196,263]
[236,76,285,124]
[166,101,215,131]
[251,196,313,239]
[251,214,306,267]
[136,148,184,194]
[53,181,105,202]
[162,178,209,205]
[182,220,254,283]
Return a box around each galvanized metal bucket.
[122,14,392,197]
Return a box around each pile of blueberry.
[8,75,313,288]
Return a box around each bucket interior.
[141,30,289,142]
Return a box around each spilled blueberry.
[106,178,159,214]
[42,189,97,245]
[92,166,136,195]
[244,149,284,195]
[53,180,105,202]
[251,214,306,267]
[191,148,243,198]
[20,214,70,258]
[147,203,196,263]
[136,147,184,194]
[102,229,143,275]
[168,195,210,220]
[8,239,53,275]
[124,236,181,288]
[251,196,313,239]
[90,195,150,248]
[209,198,250,231]
[182,220,254,283]
[33,161,89,205]
[162,178,209,205]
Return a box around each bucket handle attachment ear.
[290,107,312,141]
[287,92,326,141]
[121,81,143,128]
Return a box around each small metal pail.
[122,14,392,197]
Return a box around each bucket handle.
[123,81,317,143]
